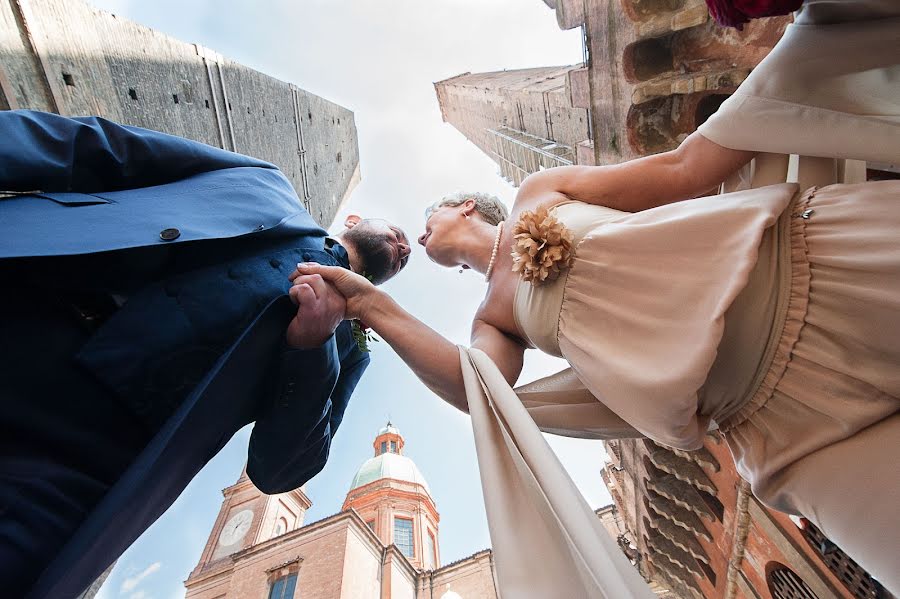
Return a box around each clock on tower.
[187,468,312,575]
[218,509,254,547]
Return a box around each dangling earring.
[464,213,470,220]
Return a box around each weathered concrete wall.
[0,0,358,226]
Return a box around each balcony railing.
[487,126,575,186]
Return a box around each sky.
[86,2,611,598]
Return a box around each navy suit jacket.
[0,110,369,597]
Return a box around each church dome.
[349,423,431,494]
[350,451,431,494]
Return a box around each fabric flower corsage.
[705,0,803,30]
[510,206,575,286]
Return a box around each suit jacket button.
[159,228,181,241]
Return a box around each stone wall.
[0,0,359,226]
[541,0,789,165]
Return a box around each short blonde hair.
[426,191,509,226]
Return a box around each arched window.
[768,565,819,599]
[273,517,288,537]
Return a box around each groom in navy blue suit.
[0,110,411,598]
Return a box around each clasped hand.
[284,262,377,348]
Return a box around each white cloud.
[121,562,162,593]
[129,591,148,599]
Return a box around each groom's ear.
[344,214,362,229]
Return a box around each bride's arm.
[291,265,525,413]
[368,295,525,412]
[523,132,756,212]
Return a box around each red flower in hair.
[705,0,803,29]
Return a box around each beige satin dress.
[461,180,900,597]
[458,3,900,597]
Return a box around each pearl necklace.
[484,221,505,282]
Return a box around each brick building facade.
[0,0,359,226]
[600,436,890,599]
[184,424,500,599]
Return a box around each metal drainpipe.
[490,552,502,599]
[725,479,752,599]
[581,20,594,143]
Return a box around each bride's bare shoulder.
[512,169,573,214]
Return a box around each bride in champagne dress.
[294,2,900,596]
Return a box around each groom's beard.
[347,232,394,285]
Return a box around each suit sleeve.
[0,110,275,192]
[245,325,370,495]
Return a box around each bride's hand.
[289,262,379,321]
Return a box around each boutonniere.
[351,320,378,353]
[351,272,379,353]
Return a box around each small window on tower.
[390,441,397,453]
[273,517,288,537]
[380,441,387,454]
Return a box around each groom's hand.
[290,262,378,321]
[285,274,346,349]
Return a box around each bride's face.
[418,204,467,268]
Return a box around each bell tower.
[343,422,441,570]
[186,468,312,579]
